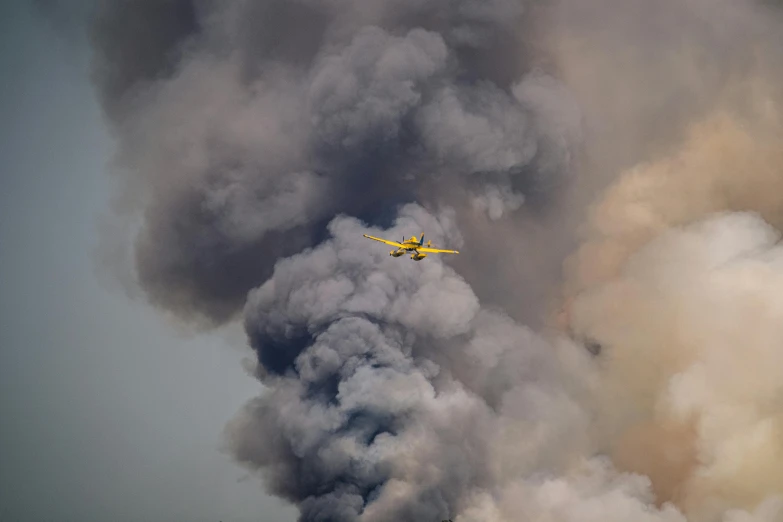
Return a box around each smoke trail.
[86,0,783,521]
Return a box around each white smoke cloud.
[567,212,783,521]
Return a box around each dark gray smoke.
[225,206,590,522]
[1,0,771,520]
[88,0,582,326]
[86,1,587,521]
[80,0,783,521]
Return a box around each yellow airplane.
[362,232,460,260]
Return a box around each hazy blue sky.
[0,3,296,521]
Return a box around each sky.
[0,3,296,521]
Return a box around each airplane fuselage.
[362,233,458,261]
[389,237,428,260]
[390,243,428,260]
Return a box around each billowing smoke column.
[88,0,783,521]
[225,207,577,521]
[89,0,580,327]
[89,1,584,520]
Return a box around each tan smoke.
[554,88,783,522]
[544,1,783,520]
[566,212,783,521]
[563,107,783,300]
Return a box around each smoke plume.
[86,0,783,521]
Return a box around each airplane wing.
[417,247,460,254]
[363,234,405,248]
